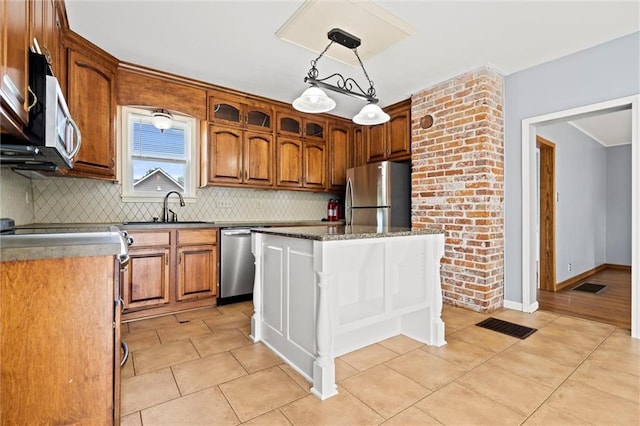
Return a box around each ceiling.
[64,0,638,146]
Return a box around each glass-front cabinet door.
[209,93,243,127]
[245,104,273,133]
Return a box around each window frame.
[119,106,198,203]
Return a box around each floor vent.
[476,317,537,339]
[572,283,607,294]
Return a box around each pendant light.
[292,28,389,125]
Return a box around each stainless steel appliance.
[0,49,81,172]
[218,228,255,305]
[345,161,411,228]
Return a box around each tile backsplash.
[27,176,335,224]
[0,169,34,225]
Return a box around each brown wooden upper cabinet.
[365,99,411,163]
[276,110,326,141]
[206,124,274,188]
[63,31,118,180]
[209,91,273,133]
[327,120,352,191]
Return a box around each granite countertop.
[16,220,344,230]
[251,225,444,241]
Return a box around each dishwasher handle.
[222,229,252,236]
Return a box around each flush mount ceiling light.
[151,109,173,132]
[292,28,390,126]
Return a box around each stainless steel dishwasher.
[218,228,255,305]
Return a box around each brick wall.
[411,67,504,313]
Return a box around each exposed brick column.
[411,67,504,313]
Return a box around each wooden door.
[367,124,386,163]
[65,42,117,179]
[1,0,30,133]
[244,131,273,187]
[123,247,171,309]
[537,136,556,291]
[177,244,217,300]
[208,124,243,185]
[328,121,351,190]
[386,103,411,159]
[303,141,326,189]
[353,125,367,167]
[276,136,303,188]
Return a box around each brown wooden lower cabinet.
[122,227,218,320]
[1,255,121,424]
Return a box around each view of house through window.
[121,107,197,202]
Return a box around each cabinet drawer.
[128,231,171,247]
[177,229,218,245]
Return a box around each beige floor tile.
[587,347,640,376]
[280,386,384,425]
[550,315,615,338]
[523,405,591,425]
[239,324,252,338]
[516,333,591,368]
[385,349,466,390]
[492,308,559,329]
[141,386,240,425]
[121,328,161,352]
[420,336,494,369]
[133,340,199,375]
[127,315,179,333]
[338,343,398,371]
[120,412,142,426]
[175,306,221,322]
[204,312,252,331]
[545,380,640,425]
[231,342,284,373]
[191,330,252,357]
[334,358,359,383]
[279,364,312,393]
[534,322,608,352]
[448,324,518,353]
[220,366,307,422]
[217,301,253,316]
[381,406,442,425]
[241,409,291,426]
[414,382,525,425]
[378,334,424,354]
[568,359,640,403]
[456,363,554,416]
[121,353,135,379]
[172,351,248,395]
[340,364,430,419]
[486,346,575,388]
[156,320,212,344]
[120,368,180,415]
[441,305,489,331]
[599,328,640,355]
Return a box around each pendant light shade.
[352,103,390,125]
[151,109,173,131]
[292,86,336,113]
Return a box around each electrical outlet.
[256,201,264,209]
[568,263,572,272]
[216,200,232,208]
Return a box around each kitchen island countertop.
[251,225,444,241]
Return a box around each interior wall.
[0,169,35,225]
[504,31,640,303]
[536,122,607,282]
[606,144,632,265]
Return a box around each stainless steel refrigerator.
[345,161,411,228]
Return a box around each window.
[120,106,198,202]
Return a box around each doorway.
[521,95,639,338]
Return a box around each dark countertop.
[251,225,444,242]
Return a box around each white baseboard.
[503,299,522,311]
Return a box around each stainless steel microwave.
[0,50,81,171]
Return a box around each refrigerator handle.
[345,177,353,226]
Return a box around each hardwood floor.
[538,266,631,329]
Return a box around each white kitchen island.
[250,225,446,400]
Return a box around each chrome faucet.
[162,191,185,222]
